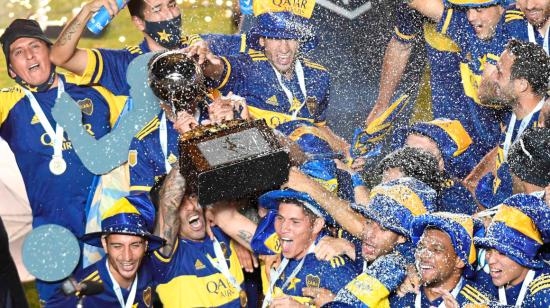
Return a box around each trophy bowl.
[148,50,207,113]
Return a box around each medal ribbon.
[207,239,242,293]
[498,269,535,306]
[528,23,549,54]
[271,60,307,120]
[262,242,316,308]
[502,98,545,160]
[23,78,65,164]
[106,259,138,308]
[159,112,172,173]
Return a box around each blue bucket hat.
[248,12,318,52]
[81,194,165,251]
[474,194,550,269]
[258,188,336,226]
[412,212,485,279]
[392,118,474,179]
[351,177,437,239]
[250,210,281,255]
[300,159,339,193]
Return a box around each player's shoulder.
[302,58,329,72]
[124,44,145,55]
[528,268,550,297]
[75,264,103,285]
[0,85,25,103]
[459,279,494,305]
[133,115,161,142]
[246,49,268,62]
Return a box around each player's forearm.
[366,37,412,126]
[156,168,186,256]
[316,126,350,156]
[214,210,256,251]
[405,0,444,22]
[49,5,93,74]
[306,183,367,236]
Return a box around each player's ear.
[259,37,266,48]
[101,235,109,251]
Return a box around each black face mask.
[14,63,56,92]
[144,15,183,49]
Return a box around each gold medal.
[239,289,247,307]
[49,156,67,175]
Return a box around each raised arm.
[365,37,413,126]
[406,0,444,22]
[50,0,122,75]
[155,165,186,256]
[206,201,257,251]
[286,167,367,237]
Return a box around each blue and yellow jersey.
[0,75,123,238]
[74,36,248,97]
[504,6,549,51]
[438,179,477,215]
[270,235,357,305]
[214,52,331,128]
[149,227,245,307]
[436,7,510,155]
[128,109,209,194]
[390,277,495,307]
[46,255,156,307]
[332,251,408,308]
[476,109,543,208]
[502,267,550,307]
[394,4,464,119]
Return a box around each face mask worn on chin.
[14,63,57,92]
[144,15,183,49]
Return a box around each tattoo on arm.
[59,21,82,47]
[237,230,253,244]
[157,168,186,256]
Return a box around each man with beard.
[150,166,253,307]
[187,2,349,154]
[0,19,123,303]
[46,195,164,307]
[285,168,437,307]
[391,212,495,307]
[506,0,550,54]
[475,193,550,306]
[469,39,550,208]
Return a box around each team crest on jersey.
[220,241,229,259]
[305,97,318,116]
[306,274,320,288]
[266,95,279,106]
[168,153,178,165]
[195,259,206,270]
[143,286,152,307]
[30,115,40,125]
[77,98,94,116]
[128,150,138,167]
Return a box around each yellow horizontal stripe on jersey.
[155,241,244,307]
[345,273,390,308]
[130,185,152,192]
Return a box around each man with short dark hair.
[469,39,550,208]
[0,18,122,302]
[46,195,163,307]
[475,194,550,306]
[391,212,495,306]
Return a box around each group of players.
[1,0,550,306]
